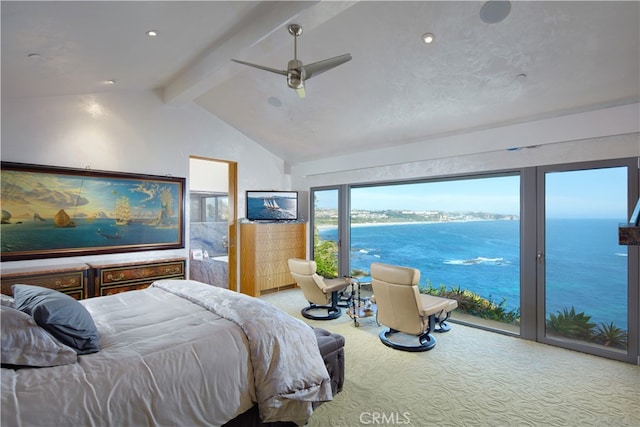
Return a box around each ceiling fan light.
[287,74,303,89]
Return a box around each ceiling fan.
[231,24,352,98]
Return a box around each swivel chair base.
[336,291,352,308]
[434,318,452,333]
[379,328,437,352]
[434,321,452,333]
[302,304,342,320]
[433,299,457,333]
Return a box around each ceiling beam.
[162,1,357,106]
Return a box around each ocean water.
[319,218,628,328]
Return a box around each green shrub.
[314,240,338,278]
[313,228,338,278]
[546,306,596,340]
[420,280,520,325]
[593,321,628,349]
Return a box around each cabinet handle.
[55,278,77,288]
[107,273,125,281]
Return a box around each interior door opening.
[188,156,237,291]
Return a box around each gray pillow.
[1,305,78,367]
[12,284,100,355]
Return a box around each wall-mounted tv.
[246,191,298,221]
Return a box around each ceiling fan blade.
[304,53,352,80]
[231,59,288,76]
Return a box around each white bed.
[1,279,334,426]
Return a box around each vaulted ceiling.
[2,1,639,166]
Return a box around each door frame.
[189,156,238,291]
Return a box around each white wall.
[291,104,640,189]
[1,90,289,271]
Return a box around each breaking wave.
[443,257,509,266]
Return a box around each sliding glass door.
[539,161,636,359]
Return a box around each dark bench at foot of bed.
[313,327,345,398]
[224,327,345,427]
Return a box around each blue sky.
[314,167,629,219]
[545,167,627,219]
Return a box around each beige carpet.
[259,288,640,427]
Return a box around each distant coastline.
[314,208,519,230]
[316,217,516,230]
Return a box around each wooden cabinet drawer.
[98,280,164,297]
[254,230,304,241]
[256,272,295,292]
[254,248,304,263]
[254,260,290,277]
[90,258,186,297]
[0,264,89,300]
[98,261,185,285]
[253,239,304,252]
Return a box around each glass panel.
[218,196,229,221]
[313,189,340,278]
[544,167,628,353]
[349,176,521,333]
[190,197,202,223]
[206,196,228,221]
[204,197,217,222]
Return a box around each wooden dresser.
[1,263,90,299]
[88,257,186,297]
[1,257,187,299]
[240,222,306,297]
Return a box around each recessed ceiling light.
[27,53,41,59]
[105,79,116,85]
[422,33,435,44]
[146,30,158,37]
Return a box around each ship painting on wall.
[0,162,185,261]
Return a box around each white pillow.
[1,305,78,368]
[0,294,14,307]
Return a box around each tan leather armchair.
[371,262,451,351]
[288,258,349,320]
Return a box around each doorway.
[188,156,238,291]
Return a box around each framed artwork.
[1,162,185,261]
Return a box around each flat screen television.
[246,191,298,221]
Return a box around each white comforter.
[1,280,332,426]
